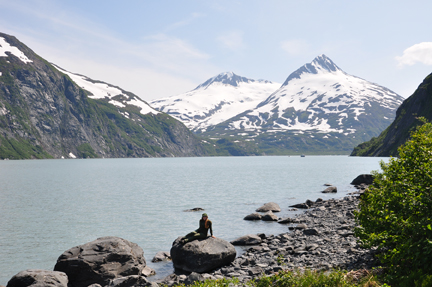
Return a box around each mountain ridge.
[153,55,404,154]
[351,72,432,156]
[0,32,210,159]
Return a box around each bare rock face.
[255,202,281,212]
[170,237,236,273]
[54,237,146,287]
[7,269,68,287]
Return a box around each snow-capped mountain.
[149,72,281,132]
[209,55,404,141]
[54,65,159,117]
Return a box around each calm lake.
[0,156,387,284]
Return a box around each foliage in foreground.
[173,269,382,287]
[355,119,432,286]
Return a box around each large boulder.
[7,270,68,287]
[255,202,281,212]
[230,234,262,245]
[351,174,374,185]
[170,237,236,273]
[54,236,146,287]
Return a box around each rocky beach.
[158,184,378,286]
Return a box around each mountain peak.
[194,72,256,90]
[311,54,341,73]
[282,54,344,86]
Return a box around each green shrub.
[355,119,432,285]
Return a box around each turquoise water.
[0,156,386,284]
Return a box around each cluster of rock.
[244,202,281,221]
[157,175,378,286]
[6,237,158,287]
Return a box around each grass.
[169,269,384,287]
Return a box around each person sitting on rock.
[181,213,215,243]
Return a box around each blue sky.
[1,0,431,101]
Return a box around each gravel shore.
[159,193,379,285]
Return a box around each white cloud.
[396,42,432,67]
[281,39,309,56]
[217,30,244,50]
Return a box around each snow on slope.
[53,65,159,116]
[0,37,32,64]
[150,72,280,132]
[229,55,403,134]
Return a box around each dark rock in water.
[305,199,314,207]
[256,202,281,212]
[289,202,309,209]
[152,251,171,262]
[7,270,68,287]
[243,213,262,220]
[142,266,156,277]
[257,233,266,239]
[351,174,374,185]
[323,183,333,186]
[230,234,262,245]
[277,217,295,224]
[261,211,278,221]
[54,236,146,287]
[315,198,323,203]
[322,186,337,193]
[170,236,236,273]
[184,207,205,212]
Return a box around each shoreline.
[156,188,378,285]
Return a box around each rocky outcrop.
[255,202,281,212]
[7,270,68,287]
[170,237,236,273]
[54,237,146,287]
[351,72,432,157]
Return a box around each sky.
[0,0,431,102]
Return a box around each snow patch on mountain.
[227,55,403,134]
[150,72,280,132]
[0,37,32,64]
[54,65,159,115]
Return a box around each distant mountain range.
[0,32,210,159]
[151,55,404,155]
[351,72,432,156]
[0,31,407,158]
[150,72,280,133]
